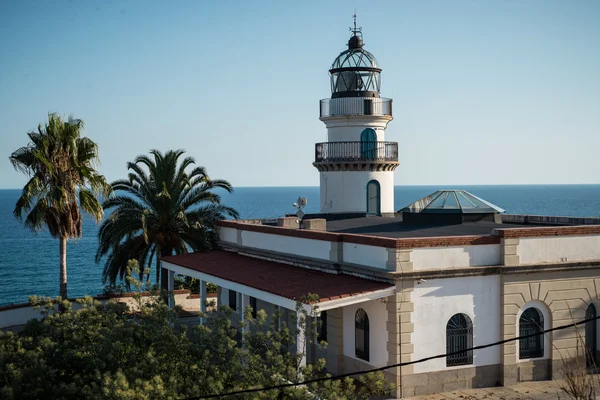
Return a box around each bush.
[174,276,217,294]
[0,283,392,399]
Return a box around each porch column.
[274,305,281,330]
[167,270,175,309]
[297,312,306,368]
[199,280,207,325]
[240,293,248,336]
[216,286,222,311]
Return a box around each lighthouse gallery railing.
[320,97,393,118]
[314,141,398,163]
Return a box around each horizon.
[1,0,599,189]
[2,182,600,192]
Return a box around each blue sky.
[1,0,599,189]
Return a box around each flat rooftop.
[324,216,535,239]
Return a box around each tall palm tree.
[96,149,238,289]
[9,113,111,299]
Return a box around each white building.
[4,21,600,400]
[160,26,600,397]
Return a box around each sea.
[1,185,600,306]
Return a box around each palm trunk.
[155,245,161,285]
[160,248,171,295]
[60,236,68,299]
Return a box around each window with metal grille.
[355,308,370,361]
[250,296,257,319]
[317,311,328,343]
[228,290,237,311]
[446,313,473,367]
[519,307,544,359]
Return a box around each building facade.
[159,213,600,398]
[159,25,600,398]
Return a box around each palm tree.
[96,149,238,289]
[9,113,111,299]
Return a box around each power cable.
[184,314,599,399]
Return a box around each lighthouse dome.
[329,34,382,98]
[330,46,379,70]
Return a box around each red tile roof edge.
[161,251,393,304]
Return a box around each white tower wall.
[324,116,390,142]
[319,171,395,214]
[314,30,398,217]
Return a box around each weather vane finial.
[350,9,362,36]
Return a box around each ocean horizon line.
[2,183,600,191]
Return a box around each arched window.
[366,180,380,216]
[446,314,473,367]
[360,128,377,159]
[586,304,597,367]
[519,307,544,359]
[355,308,370,361]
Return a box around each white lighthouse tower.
[314,17,398,217]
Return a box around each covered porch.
[160,250,396,370]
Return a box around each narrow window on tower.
[366,180,381,216]
[363,99,373,115]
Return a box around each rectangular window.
[363,99,373,115]
[250,296,257,319]
[228,290,237,310]
[317,311,328,342]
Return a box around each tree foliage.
[0,267,392,399]
[9,113,111,298]
[96,149,239,286]
[175,276,217,294]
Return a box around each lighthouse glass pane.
[331,71,381,95]
[331,49,379,69]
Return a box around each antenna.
[292,196,307,223]
[349,9,362,37]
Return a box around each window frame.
[355,308,370,361]
[519,307,544,359]
[366,180,381,216]
[446,313,474,367]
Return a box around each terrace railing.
[320,97,393,118]
[314,141,398,163]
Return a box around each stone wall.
[402,365,502,396]
[502,269,598,385]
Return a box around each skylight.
[399,190,505,214]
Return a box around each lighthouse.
[314,18,398,217]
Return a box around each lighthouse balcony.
[320,97,392,118]
[314,141,398,172]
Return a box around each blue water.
[1,185,600,306]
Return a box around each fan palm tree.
[96,149,238,289]
[9,113,111,299]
